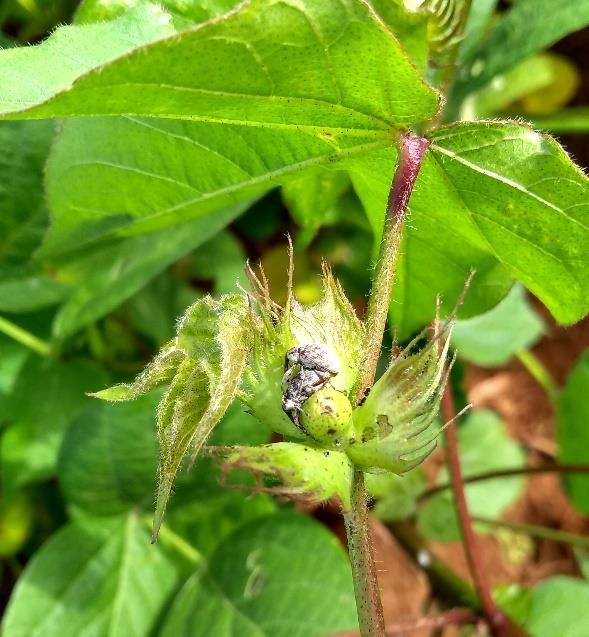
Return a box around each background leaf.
[452,284,545,367]
[58,394,160,516]
[557,349,589,514]
[2,514,180,637]
[0,356,107,495]
[51,201,248,338]
[457,0,589,96]
[160,512,358,637]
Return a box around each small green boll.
[300,386,354,448]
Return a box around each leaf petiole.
[0,314,52,357]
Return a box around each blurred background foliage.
[1,1,589,636]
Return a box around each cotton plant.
[92,242,461,541]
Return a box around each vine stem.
[442,383,530,637]
[472,516,589,550]
[421,463,589,499]
[344,133,430,637]
[353,133,430,406]
[0,314,52,357]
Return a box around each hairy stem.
[421,463,589,499]
[0,314,52,357]
[345,133,430,637]
[353,133,430,405]
[344,471,386,637]
[442,384,530,637]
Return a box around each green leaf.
[458,0,498,62]
[368,0,429,72]
[352,121,589,335]
[0,120,53,274]
[557,350,589,514]
[0,492,33,557]
[418,410,524,542]
[347,145,513,338]
[0,120,70,312]
[51,201,246,338]
[452,284,545,367]
[529,107,589,134]
[503,577,589,637]
[0,276,69,313]
[0,357,107,495]
[0,0,438,125]
[0,336,29,397]
[0,5,176,119]
[460,0,589,95]
[187,230,247,295]
[429,122,589,325]
[3,514,180,637]
[58,394,159,515]
[75,0,240,27]
[4,0,438,254]
[94,294,252,539]
[160,512,358,637]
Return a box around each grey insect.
[281,344,340,429]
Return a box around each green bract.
[240,261,366,439]
[94,251,457,530]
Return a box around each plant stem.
[345,133,430,637]
[353,133,430,405]
[0,314,52,357]
[516,350,559,403]
[442,384,529,637]
[421,463,589,499]
[473,516,589,550]
[389,520,480,609]
[344,470,386,637]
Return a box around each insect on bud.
[300,386,354,447]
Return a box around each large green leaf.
[2,0,438,255]
[160,512,358,637]
[557,350,589,514]
[418,410,524,542]
[3,514,180,637]
[0,0,438,125]
[350,121,589,336]
[459,0,589,95]
[0,357,107,496]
